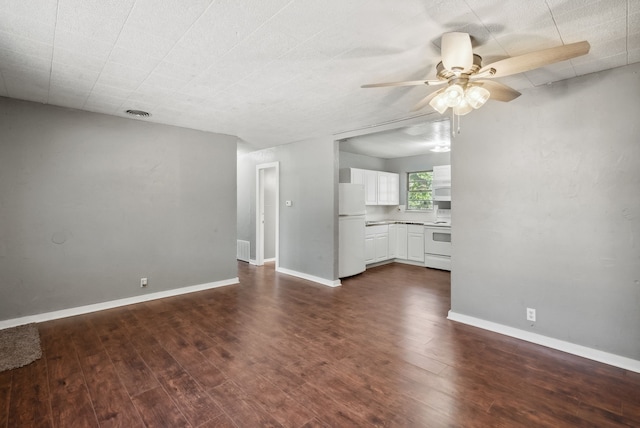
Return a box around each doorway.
[255,162,279,267]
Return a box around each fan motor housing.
[436,54,483,81]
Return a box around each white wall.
[0,97,238,321]
[450,63,640,360]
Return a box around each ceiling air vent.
[125,109,150,118]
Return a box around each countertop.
[365,220,451,227]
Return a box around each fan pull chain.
[451,111,462,137]
[451,110,455,138]
[450,110,462,138]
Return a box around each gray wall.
[338,150,386,171]
[0,97,238,321]
[451,63,640,360]
[237,137,339,281]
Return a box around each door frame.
[255,162,279,267]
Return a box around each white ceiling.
[1,0,638,151]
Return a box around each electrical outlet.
[140,277,148,288]
[526,307,536,322]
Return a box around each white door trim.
[255,162,279,267]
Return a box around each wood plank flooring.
[3,262,640,427]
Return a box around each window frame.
[406,170,434,212]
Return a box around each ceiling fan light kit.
[431,83,490,116]
[362,32,590,131]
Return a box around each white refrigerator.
[339,183,366,278]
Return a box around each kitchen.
[338,119,452,278]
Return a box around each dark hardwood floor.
[2,262,640,427]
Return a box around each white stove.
[423,220,451,227]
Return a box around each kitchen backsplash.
[365,204,451,223]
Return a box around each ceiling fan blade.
[361,79,445,88]
[474,80,521,102]
[441,32,473,72]
[479,40,590,78]
[411,88,444,112]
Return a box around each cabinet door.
[377,172,399,205]
[407,232,425,262]
[364,236,375,264]
[388,224,397,258]
[377,172,389,204]
[432,165,451,188]
[396,224,407,259]
[364,170,378,205]
[389,173,399,205]
[374,233,389,262]
[351,168,365,185]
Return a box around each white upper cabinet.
[377,172,391,205]
[376,171,399,205]
[364,169,378,205]
[350,168,365,186]
[432,165,451,201]
[432,165,451,187]
[341,168,399,206]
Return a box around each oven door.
[424,227,451,256]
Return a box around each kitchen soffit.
[0,0,638,151]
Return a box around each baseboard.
[365,260,394,268]
[249,259,258,266]
[447,311,640,373]
[0,277,240,330]
[392,259,427,267]
[276,267,341,287]
[263,258,276,263]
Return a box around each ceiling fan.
[362,32,590,117]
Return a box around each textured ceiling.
[1,0,638,151]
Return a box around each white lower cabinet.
[365,225,389,264]
[388,224,397,258]
[396,224,407,259]
[374,234,389,262]
[364,236,375,264]
[407,225,425,262]
[365,223,429,267]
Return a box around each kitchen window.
[407,171,433,210]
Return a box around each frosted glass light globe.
[453,98,473,116]
[429,93,449,114]
[443,84,464,107]
[465,86,490,109]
